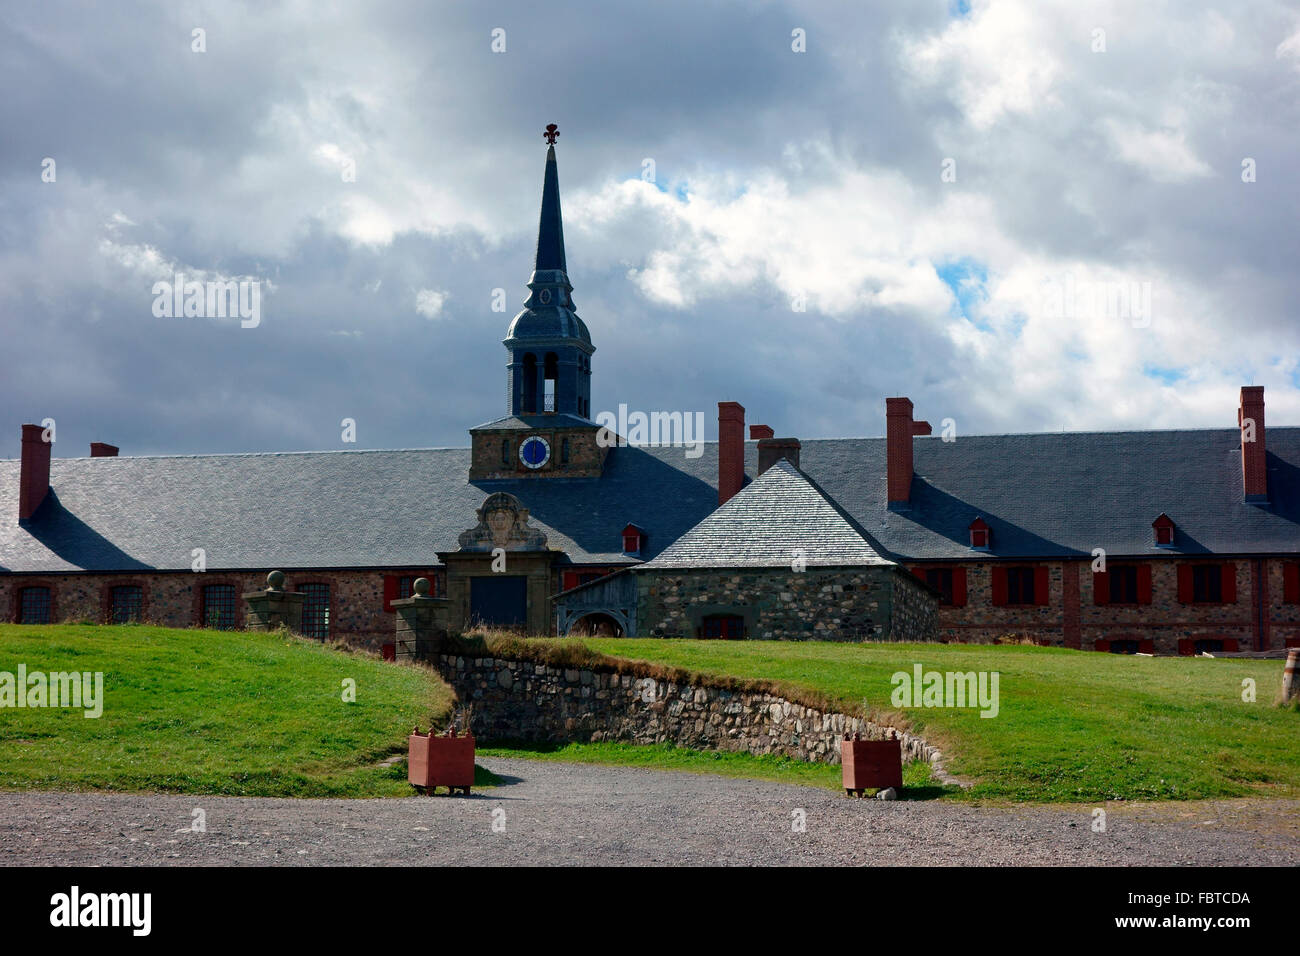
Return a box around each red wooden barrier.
[841,734,903,797]
[408,727,475,795]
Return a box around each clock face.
[519,435,551,469]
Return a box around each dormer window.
[622,523,645,556]
[1152,513,1175,548]
[969,517,990,551]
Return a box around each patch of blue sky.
[1142,364,1188,385]
[935,257,990,329]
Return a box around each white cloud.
[1104,120,1213,183]
[415,287,448,319]
[1277,24,1300,68]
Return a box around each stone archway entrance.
[568,612,625,637]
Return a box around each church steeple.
[534,132,567,277]
[469,126,610,482]
[505,124,594,419]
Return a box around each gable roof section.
[640,459,893,569]
[0,444,720,574]
[800,427,1300,560]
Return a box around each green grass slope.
[580,638,1298,802]
[0,624,453,797]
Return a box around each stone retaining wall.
[634,566,936,642]
[434,653,959,784]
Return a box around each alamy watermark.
[0,665,103,718]
[50,886,150,936]
[1041,274,1152,328]
[890,664,999,718]
[594,404,705,459]
[151,272,261,328]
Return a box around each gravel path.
[1,759,1295,866]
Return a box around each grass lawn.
[0,623,454,797]
[576,638,1299,803]
[477,740,943,794]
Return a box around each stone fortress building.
[3,129,1299,655]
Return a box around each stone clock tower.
[469,125,611,481]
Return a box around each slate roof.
[640,459,893,569]
[471,413,595,432]
[0,444,719,574]
[2,426,1298,574]
[800,428,1300,559]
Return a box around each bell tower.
[469,124,610,481]
[505,124,595,418]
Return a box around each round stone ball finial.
[267,570,286,591]
[413,577,431,597]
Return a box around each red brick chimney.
[19,424,52,521]
[757,437,800,475]
[1238,386,1267,502]
[90,442,119,458]
[718,402,745,506]
[749,424,774,440]
[886,397,931,507]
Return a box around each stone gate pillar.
[243,570,305,633]
[393,577,450,661]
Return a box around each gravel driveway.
[2,758,1295,866]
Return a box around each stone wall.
[0,569,413,650]
[920,557,1300,653]
[891,570,939,642]
[635,566,935,641]
[434,652,955,782]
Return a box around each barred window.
[1192,565,1223,603]
[1106,565,1139,604]
[202,584,237,630]
[925,568,955,606]
[110,585,143,624]
[1006,567,1036,605]
[19,587,52,624]
[398,576,414,600]
[299,583,330,639]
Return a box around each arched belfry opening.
[543,352,559,412]
[521,353,538,414]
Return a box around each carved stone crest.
[457,492,549,552]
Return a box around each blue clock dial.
[519,436,551,469]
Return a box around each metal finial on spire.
[543,123,559,146]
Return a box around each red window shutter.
[1177,638,1193,656]
[991,567,1008,606]
[1138,639,1155,654]
[1283,563,1300,604]
[1220,563,1236,604]
[1177,565,1193,603]
[1222,638,1239,652]
[562,572,579,591]
[1094,639,1110,653]
[911,566,926,582]
[1093,570,1110,605]
[382,575,398,612]
[1034,566,1050,606]
[951,567,967,607]
[1136,565,1153,604]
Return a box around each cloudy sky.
[3,0,1298,457]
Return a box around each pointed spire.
[534,138,567,275]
